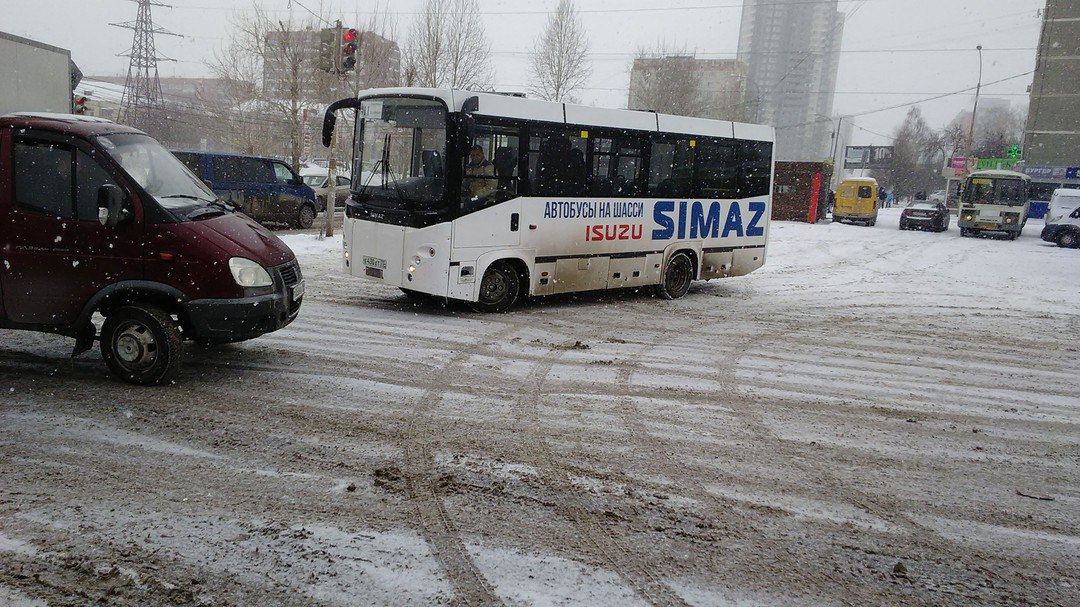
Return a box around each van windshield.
[97,133,226,218]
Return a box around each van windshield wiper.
[161,193,216,203]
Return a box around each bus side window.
[738,140,772,198]
[648,140,692,198]
[462,126,520,213]
[590,136,642,197]
[529,129,586,197]
[694,139,737,199]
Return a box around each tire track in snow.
[396,319,534,607]
[502,338,694,607]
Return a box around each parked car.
[300,167,351,210]
[1040,189,1080,248]
[1,113,304,385]
[928,189,946,204]
[171,151,318,229]
[900,201,950,232]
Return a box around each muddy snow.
[1,208,1077,606]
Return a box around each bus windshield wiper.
[359,133,411,213]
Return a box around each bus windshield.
[963,177,1027,207]
[354,97,447,209]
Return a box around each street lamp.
[966,44,984,160]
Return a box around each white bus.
[322,88,774,311]
[958,169,1031,240]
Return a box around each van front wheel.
[100,305,183,386]
[1056,230,1079,248]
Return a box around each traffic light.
[317,28,336,73]
[341,28,359,72]
[1007,144,1021,159]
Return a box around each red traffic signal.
[341,28,359,72]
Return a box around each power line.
[180,0,887,16]
[775,70,1035,130]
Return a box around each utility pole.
[324,20,343,239]
[110,0,180,141]
[965,44,984,166]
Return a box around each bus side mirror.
[97,184,128,227]
[322,112,337,148]
[458,114,476,156]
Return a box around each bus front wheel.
[471,261,519,312]
[655,252,693,300]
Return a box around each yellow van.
[833,177,879,226]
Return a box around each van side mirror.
[203,179,214,189]
[97,184,128,227]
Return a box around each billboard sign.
[975,158,1018,170]
[844,145,894,169]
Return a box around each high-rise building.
[1022,0,1079,166]
[627,57,756,123]
[737,0,844,161]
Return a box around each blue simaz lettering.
[746,201,766,237]
[652,200,767,240]
[652,201,675,239]
[689,201,721,238]
[722,202,744,237]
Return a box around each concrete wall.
[0,31,72,115]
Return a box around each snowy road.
[1,208,1077,606]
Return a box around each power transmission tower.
[111,0,180,139]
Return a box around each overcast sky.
[3,0,1045,146]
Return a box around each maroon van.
[0,113,304,385]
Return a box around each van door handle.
[510,213,519,232]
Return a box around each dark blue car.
[172,151,319,228]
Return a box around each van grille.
[277,260,302,286]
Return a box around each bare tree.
[207,4,320,167]
[405,0,491,89]
[627,44,706,116]
[528,0,590,102]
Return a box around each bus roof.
[353,87,774,143]
[968,169,1031,181]
[840,177,877,184]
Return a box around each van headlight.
[228,257,273,287]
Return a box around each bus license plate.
[365,266,384,279]
[362,256,387,270]
[292,280,305,302]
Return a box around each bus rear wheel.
[471,261,519,312]
[655,252,693,300]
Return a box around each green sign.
[975,157,1018,170]
[1007,144,1021,159]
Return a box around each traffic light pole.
[323,20,344,239]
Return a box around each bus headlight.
[963,214,974,221]
[412,255,423,266]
